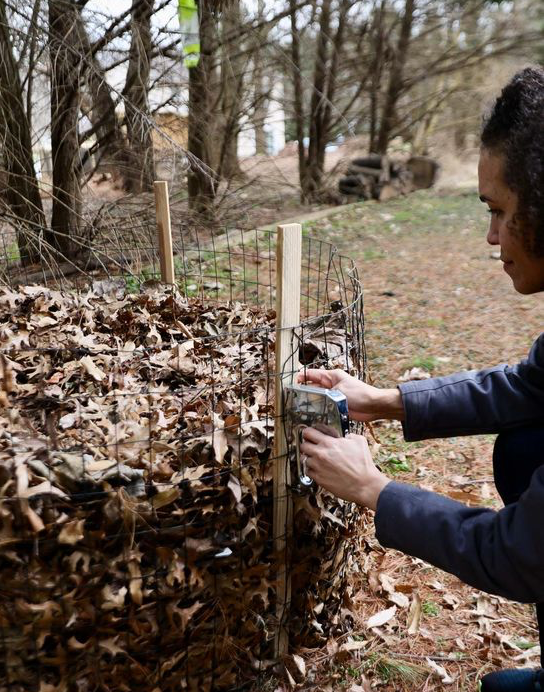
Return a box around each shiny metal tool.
[284,384,350,488]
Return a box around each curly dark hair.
[481,66,544,255]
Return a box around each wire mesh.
[0,226,365,691]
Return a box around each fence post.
[273,222,302,658]
[154,181,175,284]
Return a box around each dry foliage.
[0,282,364,691]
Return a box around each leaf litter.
[0,282,366,691]
[291,191,542,691]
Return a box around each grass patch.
[5,241,20,263]
[422,600,440,617]
[366,655,427,685]
[512,638,539,650]
[410,354,438,372]
[304,189,484,243]
[380,453,411,475]
[426,317,444,328]
[124,266,157,293]
[362,247,386,261]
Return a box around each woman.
[300,66,544,692]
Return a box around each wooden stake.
[273,223,302,658]
[154,181,175,284]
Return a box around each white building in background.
[238,79,286,158]
[29,71,52,180]
[30,54,286,182]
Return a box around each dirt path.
[297,188,542,691]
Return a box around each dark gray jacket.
[374,333,544,603]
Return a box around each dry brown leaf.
[426,657,455,684]
[389,591,410,608]
[284,653,306,683]
[58,519,85,545]
[0,287,362,690]
[80,355,106,381]
[407,592,422,635]
[151,486,180,509]
[128,560,143,605]
[339,639,366,652]
[20,481,67,499]
[25,505,45,533]
[99,638,126,656]
[367,605,397,628]
[347,678,372,692]
[227,474,242,503]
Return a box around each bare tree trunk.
[452,3,480,153]
[289,0,307,202]
[25,0,42,138]
[73,7,137,189]
[314,0,348,191]
[0,0,47,266]
[252,0,268,156]
[217,0,242,180]
[123,0,155,193]
[368,0,387,153]
[376,0,415,154]
[49,0,82,257]
[303,0,349,201]
[303,0,332,200]
[187,0,216,219]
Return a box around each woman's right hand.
[297,368,405,422]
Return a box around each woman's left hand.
[300,428,390,510]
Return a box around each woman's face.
[478,147,544,295]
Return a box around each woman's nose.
[486,219,499,245]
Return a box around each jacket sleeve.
[375,468,544,603]
[399,333,544,441]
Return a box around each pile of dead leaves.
[0,282,365,691]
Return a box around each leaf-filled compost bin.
[0,282,365,691]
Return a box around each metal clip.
[284,384,350,491]
[294,423,313,487]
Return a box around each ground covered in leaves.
[2,185,541,692]
[0,282,366,691]
[288,188,542,691]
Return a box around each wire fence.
[0,224,366,691]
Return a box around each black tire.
[350,154,383,169]
[339,174,365,187]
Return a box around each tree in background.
[123,0,156,193]
[306,0,351,199]
[0,0,47,265]
[375,0,415,154]
[75,4,139,192]
[283,0,540,199]
[185,0,217,219]
[251,0,270,156]
[216,0,243,180]
[0,0,541,275]
[49,0,84,256]
[367,0,539,155]
[0,0,163,267]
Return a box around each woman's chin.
[512,278,543,295]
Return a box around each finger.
[346,432,365,442]
[301,426,331,444]
[296,368,332,388]
[300,441,319,456]
[296,370,308,384]
[305,458,319,477]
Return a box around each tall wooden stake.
[273,223,302,658]
[154,181,175,284]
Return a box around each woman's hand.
[300,428,390,510]
[297,368,405,422]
